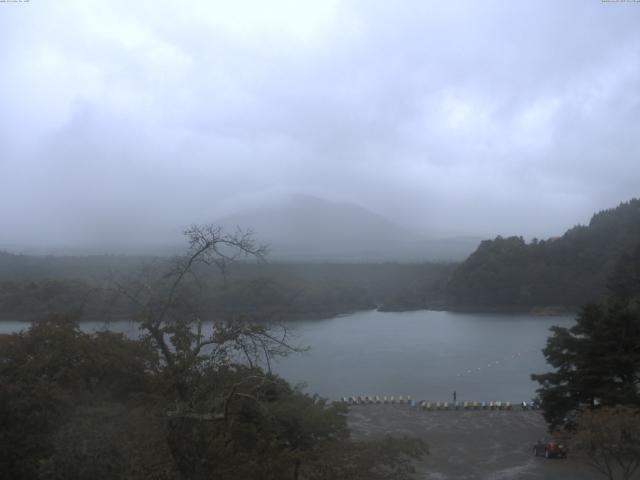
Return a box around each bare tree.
[571,406,640,480]
[111,225,302,404]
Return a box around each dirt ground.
[347,404,606,480]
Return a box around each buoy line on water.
[454,348,540,378]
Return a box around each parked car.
[534,439,568,459]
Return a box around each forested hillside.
[446,199,640,311]
[0,252,453,321]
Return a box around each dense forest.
[0,251,453,322]
[446,199,640,311]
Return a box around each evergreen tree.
[532,244,640,430]
[448,198,640,310]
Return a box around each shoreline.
[0,304,577,323]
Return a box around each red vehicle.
[533,439,568,459]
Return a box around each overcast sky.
[1,0,639,247]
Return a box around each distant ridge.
[446,198,640,311]
[1,193,481,261]
[217,194,479,261]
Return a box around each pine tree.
[532,244,640,430]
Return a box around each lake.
[0,309,575,403]
[272,309,575,403]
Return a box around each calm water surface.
[1,309,575,403]
[273,309,575,403]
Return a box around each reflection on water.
[0,309,575,402]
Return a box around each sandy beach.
[348,404,604,480]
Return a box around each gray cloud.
[1,0,639,248]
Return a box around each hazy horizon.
[2,1,639,251]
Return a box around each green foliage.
[0,280,95,320]
[0,316,164,480]
[0,316,426,479]
[448,198,640,310]
[532,244,640,430]
[39,404,175,480]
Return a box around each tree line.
[0,226,427,480]
[0,251,453,321]
[447,198,640,311]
